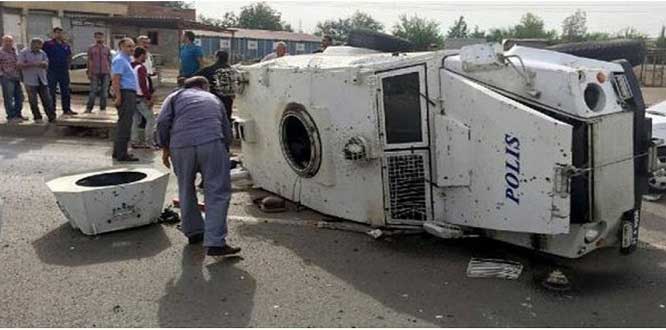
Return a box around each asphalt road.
[2,135,666,327]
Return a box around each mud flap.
[620,209,640,254]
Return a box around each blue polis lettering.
[505,133,521,205]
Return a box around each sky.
[194,0,666,37]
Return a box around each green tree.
[470,25,486,39]
[237,2,292,31]
[392,14,444,51]
[657,26,666,48]
[561,10,587,42]
[513,13,557,39]
[584,32,611,41]
[162,1,193,9]
[447,16,468,39]
[613,27,648,39]
[486,28,513,42]
[198,12,238,29]
[314,11,384,43]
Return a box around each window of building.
[147,31,159,45]
[247,40,258,50]
[296,43,305,52]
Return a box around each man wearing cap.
[43,27,77,115]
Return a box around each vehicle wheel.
[347,29,414,53]
[546,39,646,67]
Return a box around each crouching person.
[156,76,240,256]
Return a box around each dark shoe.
[187,233,204,245]
[84,109,92,113]
[116,155,140,162]
[206,245,241,256]
[48,116,56,123]
[33,118,43,123]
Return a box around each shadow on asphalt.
[0,136,47,160]
[157,245,255,327]
[32,223,171,266]
[237,222,666,327]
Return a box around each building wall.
[138,27,180,66]
[127,3,195,20]
[191,35,320,63]
[1,2,127,16]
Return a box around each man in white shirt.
[261,41,289,62]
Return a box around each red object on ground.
[172,198,206,211]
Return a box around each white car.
[69,50,117,93]
[645,101,666,193]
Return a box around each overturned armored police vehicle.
[233,32,655,259]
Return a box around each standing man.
[179,31,203,79]
[0,35,24,123]
[43,27,77,115]
[130,47,156,149]
[111,38,139,162]
[261,41,289,62]
[85,31,111,113]
[156,76,240,256]
[313,35,333,53]
[18,38,55,123]
[194,50,235,122]
[136,35,155,79]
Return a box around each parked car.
[69,50,117,93]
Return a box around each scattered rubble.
[541,269,572,291]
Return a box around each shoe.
[115,155,140,162]
[131,143,150,149]
[63,111,78,116]
[34,118,44,123]
[206,245,241,256]
[84,109,92,113]
[48,117,56,123]
[187,233,204,245]
[7,118,21,125]
[100,108,106,112]
[69,110,79,115]
[18,115,28,121]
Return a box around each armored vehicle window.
[382,72,422,144]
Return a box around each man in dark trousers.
[43,27,77,115]
[194,50,235,122]
[156,76,240,257]
[111,38,138,162]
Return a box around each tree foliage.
[470,25,486,39]
[613,27,648,40]
[485,13,557,42]
[447,16,468,39]
[561,10,587,42]
[657,26,666,48]
[314,11,384,43]
[198,12,238,29]
[392,14,444,51]
[237,2,292,31]
[161,1,193,9]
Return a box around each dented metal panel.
[440,70,573,234]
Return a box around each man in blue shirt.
[111,38,139,162]
[179,31,203,79]
[43,27,76,115]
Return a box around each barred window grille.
[386,154,428,221]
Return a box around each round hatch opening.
[76,171,147,187]
[584,83,606,112]
[279,103,322,178]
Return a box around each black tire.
[347,29,414,53]
[546,39,646,67]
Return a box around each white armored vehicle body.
[234,42,653,258]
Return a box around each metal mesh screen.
[386,154,428,221]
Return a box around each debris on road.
[367,229,383,239]
[158,207,180,224]
[466,258,523,280]
[257,196,287,213]
[541,269,572,291]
